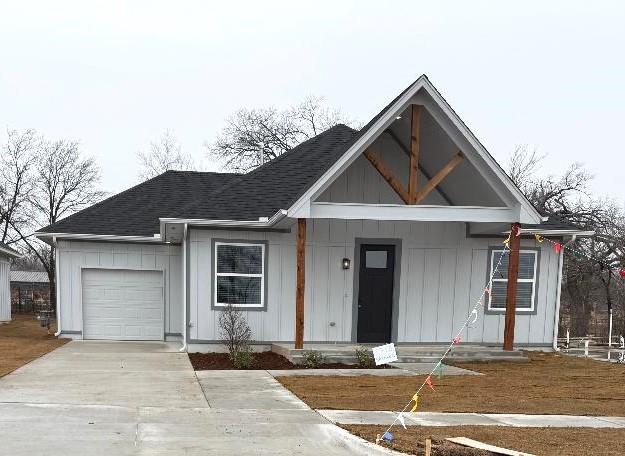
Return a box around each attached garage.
[82,268,164,340]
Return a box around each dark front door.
[357,244,395,343]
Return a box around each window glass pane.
[491,251,509,280]
[489,281,534,310]
[217,244,263,274]
[491,251,536,281]
[365,250,387,269]
[516,282,534,308]
[490,281,508,309]
[518,252,536,280]
[217,276,262,305]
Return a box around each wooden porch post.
[295,218,306,349]
[503,222,521,351]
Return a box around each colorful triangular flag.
[425,375,435,391]
[534,234,544,243]
[503,233,511,247]
[397,413,407,430]
[382,431,394,442]
[554,242,562,254]
[453,336,461,345]
[409,394,419,412]
[619,268,625,279]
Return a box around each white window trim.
[488,249,538,313]
[214,241,265,309]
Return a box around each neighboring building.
[35,75,591,349]
[0,243,22,322]
[10,271,51,314]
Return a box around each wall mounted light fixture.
[342,258,351,270]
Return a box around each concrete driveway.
[0,341,392,455]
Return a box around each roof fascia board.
[0,245,22,258]
[310,202,520,223]
[34,232,164,244]
[159,209,288,239]
[286,77,542,224]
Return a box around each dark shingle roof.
[171,124,358,220]
[38,124,359,236]
[38,171,238,236]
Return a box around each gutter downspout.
[553,234,577,351]
[179,223,188,352]
[53,237,62,337]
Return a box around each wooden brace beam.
[363,149,410,204]
[415,152,464,204]
[408,105,422,204]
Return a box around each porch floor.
[271,343,528,364]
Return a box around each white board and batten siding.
[189,221,559,345]
[0,254,11,322]
[56,240,182,338]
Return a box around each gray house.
[0,243,22,322]
[35,76,590,350]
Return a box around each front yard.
[0,314,68,377]
[277,351,625,416]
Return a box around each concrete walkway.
[318,410,625,428]
[268,363,476,377]
[0,341,394,455]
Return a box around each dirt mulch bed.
[344,424,625,456]
[0,314,68,378]
[188,351,366,370]
[277,351,625,416]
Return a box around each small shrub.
[354,346,374,368]
[218,304,252,366]
[302,350,325,368]
[232,348,254,369]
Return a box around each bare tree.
[207,96,355,172]
[137,130,195,180]
[0,129,38,246]
[507,147,625,337]
[218,304,253,368]
[16,138,104,310]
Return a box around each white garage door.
[82,269,164,340]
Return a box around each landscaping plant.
[302,350,325,368]
[218,304,253,368]
[354,346,375,368]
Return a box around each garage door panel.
[82,269,164,341]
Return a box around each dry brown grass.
[277,351,625,416]
[0,314,68,377]
[344,425,625,456]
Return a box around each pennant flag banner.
[469,308,479,326]
[409,394,419,412]
[453,336,461,345]
[534,234,544,243]
[382,431,394,442]
[554,242,562,253]
[425,375,435,391]
[503,233,511,246]
[397,413,407,430]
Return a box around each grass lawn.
[0,314,68,377]
[276,351,625,415]
[344,425,625,456]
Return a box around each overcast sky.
[1,1,623,204]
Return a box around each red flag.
[425,375,435,391]
[554,242,562,254]
[619,268,625,279]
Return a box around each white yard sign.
[372,343,398,365]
